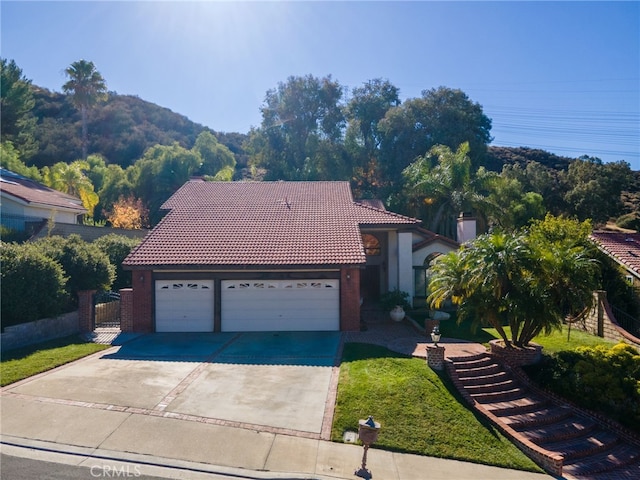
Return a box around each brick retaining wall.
[577,291,640,349]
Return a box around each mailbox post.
[355,415,380,479]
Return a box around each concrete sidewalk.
[0,402,552,480]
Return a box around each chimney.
[457,212,477,244]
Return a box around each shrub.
[526,343,640,432]
[616,212,640,231]
[379,289,411,311]
[1,242,68,328]
[93,234,141,290]
[34,235,115,302]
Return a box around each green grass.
[332,343,544,473]
[0,335,109,387]
[416,312,618,354]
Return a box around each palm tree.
[403,142,491,238]
[43,161,99,218]
[428,216,599,348]
[62,60,107,159]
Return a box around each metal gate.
[93,291,120,328]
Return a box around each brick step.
[541,428,620,462]
[500,405,573,429]
[450,354,495,369]
[484,396,550,416]
[447,352,487,363]
[458,370,512,387]
[518,416,597,444]
[470,386,527,403]
[455,363,504,377]
[463,378,518,395]
[562,443,640,476]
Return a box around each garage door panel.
[221,280,339,332]
[155,280,214,332]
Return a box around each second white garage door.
[155,280,214,332]
[221,280,340,332]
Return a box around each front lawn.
[0,335,109,387]
[331,343,543,473]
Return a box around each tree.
[485,175,546,230]
[106,195,149,229]
[42,160,99,218]
[93,234,142,291]
[378,87,492,190]
[192,130,236,177]
[251,74,346,180]
[428,216,599,348]
[0,58,38,159]
[0,142,41,181]
[403,142,491,238]
[563,157,632,225]
[62,60,107,159]
[131,142,201,223]
[345,79,400,197]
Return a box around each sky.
[2,1,639,169]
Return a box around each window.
[414,253,444,298]
[362,234,381,256]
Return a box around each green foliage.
[526,343,640,432]
[616,212,640,231]
[92,234,141,290]
[429,216,599,347]
[41,160,99,216]
[1,242,68,327]
[563,157,633,225]
[378,289,411,311]
[378,87,492,193]
[0,142,42,181]
[131,142,201,222]
[253,74,347,181]
[193,130,236,176]
[0,58,38,159]
[35,235,115,300]
[403,142,493,237]
[62,59,108,159]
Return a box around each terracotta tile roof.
[0,168,86,213]
[412,227,460,251]
[124,181,420,268]
[591,231,640,277]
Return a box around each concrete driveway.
[6,332,342,435]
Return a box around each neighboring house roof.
[412,227,460,251]
[591,230,640,278]
[124,181,420,268]
[0,168,86,214]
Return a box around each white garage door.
[155,280,214,332]
[221,280,340,332]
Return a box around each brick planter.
[426,344,445,370]
[489,339,542,366]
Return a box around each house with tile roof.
[591,230,640,284]
[122,180,458,333]
[1,168,87,232]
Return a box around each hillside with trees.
[2,58,638,236]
